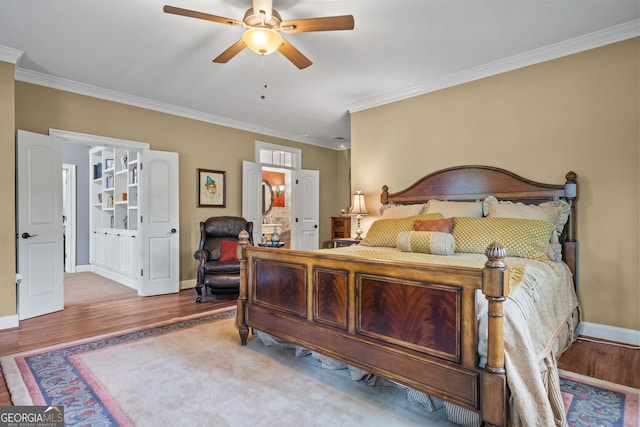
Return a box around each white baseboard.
[0,314,19,330]
[74,264,92,273]
[578,322,640,346]
[90,265,139,291]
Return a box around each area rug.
[559,369,639,427]
[1,307,454,427]
[1,310,637,427]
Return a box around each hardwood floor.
[558,336,640,388]
[1,290,638,406]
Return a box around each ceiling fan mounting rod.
[243,8,282,29]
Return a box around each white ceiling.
[1,1,638,149]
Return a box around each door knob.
[21,232,38,239]
[170,228,177,234]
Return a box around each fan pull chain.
[260,54,268,100]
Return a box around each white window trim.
[255,141,301,170]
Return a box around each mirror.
[262,180,273,215]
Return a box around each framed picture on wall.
[198,169,226,207]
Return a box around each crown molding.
[0,45,24,65]
[10,19,637,149]
[13,68,341,150]
[347,19,640,113]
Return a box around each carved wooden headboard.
[380,165,578,287]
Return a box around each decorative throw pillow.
[218,240,238,262]
[483,196,570,261]
[485,199,570,234]
[380,203,426,218]
[414,217,454,233]
[360,213,444,247]
[452,217,556,261]
[425,200,483,218]
[397,231,456,256]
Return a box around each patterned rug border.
[0,306,236,415]
[559,369,639,427]
[559,369,640,395]
[4,305,235,360]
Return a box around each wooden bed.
[235,165,578,427]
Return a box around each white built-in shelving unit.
[89,146,141,288]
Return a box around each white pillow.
[425,200,483,218]
[381,203,426,218]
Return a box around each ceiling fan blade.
[278,40,312,70]
[281,15,354,33]
[163,5,243,27]
[213,40,247,63]
[252,0,273,21]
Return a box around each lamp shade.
[349,191,369,216]
[242,28,284,55]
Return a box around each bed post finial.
[380,185,389,204]
[485,242,507,268]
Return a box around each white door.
[293,169,319,250]
[16,130,64,319]
[242,160,263,243]
[139,150,180,296]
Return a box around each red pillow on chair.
[219,240,238,262]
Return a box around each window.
[256,141,300,169]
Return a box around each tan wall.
[0,62,16,318]
[351,38,639,331]
[336,148,352,213]
[4,83,345,309]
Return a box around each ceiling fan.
[163,0,355,70]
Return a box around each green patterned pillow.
[452,217,555,260]
[397,231,456,256]
[361,213,444,247]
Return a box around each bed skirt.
[254,306,580,427]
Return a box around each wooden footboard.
[236,235,509,426]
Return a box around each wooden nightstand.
[331,216,352,240]
[332,238,360,248]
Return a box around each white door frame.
[63,163,77,273]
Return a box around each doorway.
[62,152,137,306]
[243,142,319,250]
[261,167,291,247]
[18,129,179,320]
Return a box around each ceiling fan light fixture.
[242,27,283,55]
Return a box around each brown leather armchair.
[194,216,254,302]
